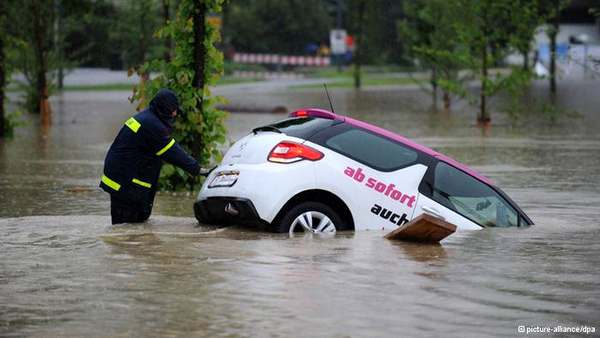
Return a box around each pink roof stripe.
[291,108,495,186]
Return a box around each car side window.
[432,162,518,227]
[324,128,419,171]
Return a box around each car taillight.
[295,110,309,117]
[268,141,324,163]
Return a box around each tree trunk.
[56,0,64,90]
[442,69,451,110]
[478,44,489,124]
[138,2,148,65]
[40,85,52,128]
[0,12,5,138]
[443,91,451,110]
[549,3,559,96]
[522,48,529,71]
[353,0,366,89]
[32,1,51,125]
[193,0,206,90]
[192,0,206,159]
[162,0,171,62]
[431,67,438,109]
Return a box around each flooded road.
[1,81,600,337]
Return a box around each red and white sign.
[233,53,330,67]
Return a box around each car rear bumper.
[194,196,265,227]
[197,162,317,223]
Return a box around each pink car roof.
[290,108,494,186]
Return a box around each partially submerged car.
[194,108,533,233]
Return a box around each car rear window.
[324,127,419,171]
[264,117,339,140]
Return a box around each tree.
[347,0,406,89]
[450,0,538,124]
[398,0,466,109]
[10,1,56,123]
[403,0,543,123]
[223,0,332,55]
[5,0,62,126]
[30,0,53,127]
[340,0,407,66]
[0,0,6,138]
[510,0,545,71]
[62,1,119,68]
[1,1,26,137]
[455,0,501,123]
[121,0,162,68]
[131,0,227,191]
[59,1,166,70]
[542,0,570,96]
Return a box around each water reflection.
[389,241,448,263]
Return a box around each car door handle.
[422,206,445,220]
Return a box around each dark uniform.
[100,89,200,224]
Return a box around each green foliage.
[5,0,55,113]
[398,0,462,67]
[398,0,469,106]
[406,0,544,121]
[224,0,332,55]
[57,0,167,70]
[111,0,165,68]
[346,0,406,65]
[507,0,545,58]
[131,0,227,192]
[3,111,26,137]
[499,67,535,121]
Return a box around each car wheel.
[275,202,343,234]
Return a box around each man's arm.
[156,139,201,176]
[142,122,200,176]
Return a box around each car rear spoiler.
[289,108,345,121]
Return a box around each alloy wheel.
[289,211,336,234]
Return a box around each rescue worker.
[100,88,206,224]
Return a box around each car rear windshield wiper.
[252,125,282,134]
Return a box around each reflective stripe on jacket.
[99,109,199,201]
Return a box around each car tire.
[274,201,343,234]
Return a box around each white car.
[194,108,533,233]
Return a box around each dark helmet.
[149,88,180,127]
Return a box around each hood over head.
[149,88,180,128]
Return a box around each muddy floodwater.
[1,81,600,337]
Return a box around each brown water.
[1,81,600,337]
